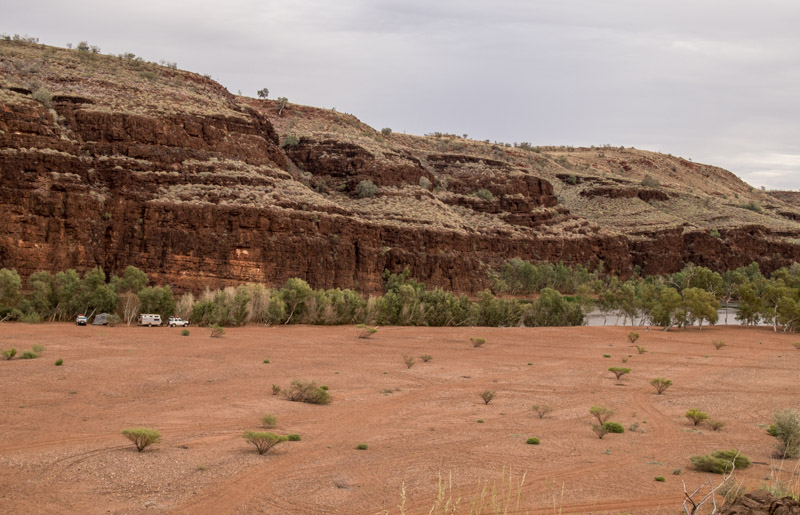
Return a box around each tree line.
[1,261,799,330]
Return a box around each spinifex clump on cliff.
[2,38,800,294]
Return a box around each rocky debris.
[723,490,800,514]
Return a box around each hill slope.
[2,40,800,293]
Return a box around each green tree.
[0,268,22,308]
[138,285,175,319]
[683,287,719,328]
[280,278,313,324]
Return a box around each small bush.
[320,385,328,390]
[32,344,45,354]
[381,127,392,136]
[287,434,301,441]
[603,354,611,358]
[673,468,682,475]
[654,476,665,482]
[355,180,378,198]
[356,443,368,450]
[713,341,726,350]
[284,380,331,405]
[686,409,709,426]
[608,367,631,380]
[592,424,609,439]
[767,409,800,458]
[792,342,800,350]
[470,337,486,348]
[20,350,37,359]
[650,377,672,394]
[628,332,640,343]
[32,87,53,108]
[121,427,162,452]
[738,201,763,213]
[281,134,300,148]
[710,229,721,238]
[181,329,190,336]
[263,358,270,364]
[602,421,624,434]
[480,390,496,405]
[532,404,553,419]
[356,323,377,339]
[708,419,725,431]
[641,175,660,188]
[477,419,484,423]
[271,384,281,396]
[420,354,433,362]
[475,189,495,201]
[590,406,614,424]
[402,354,415,369]
[690,449,750,474]
[635,345,647,354]
[261,414,278,428]
[243,431,287,455]
[526,437,540,445]
[1,348,16,360]
[210,325,225,338]
[55,358,63,366]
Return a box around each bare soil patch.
[1,324,798,513]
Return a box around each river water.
[583,306,755,327]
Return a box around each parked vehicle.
[138,314,162,327]
[168,317,189,328]
[76,315,88,326]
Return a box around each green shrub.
[32,87,53,108]
[381,127,392,136]
[608,367,631,380]
[284,380,331,405]
[271,384,281,396]
[356,324,377,339]
[477,419,484,423]
[470,337,486,348]
[181,329,190,336]
[690,449,750,474]
[320,385,328,390]
[673,468,682,475]
[209,325,224,337]
[767,409,800,458]
[243,431,287,455]
[280,134,300,148]
[710,229,721,238]
[420,354,433,362]
[738,201,762,213]
[650,378,672,394]
[1,348,16,360]
[686,409,709,426]
[603,354,611,358]
[55,358,63,366]
[355,180,378,198]
[356,443,368,450]
[261,414,278,428]
[121,427,162,452]
[654,476,665,482]
[590,406,614,424]
[480,390,496,405]
[532,404,552,419]
[263,358,270,364]
[641,175,660,188]
[635,345,647,354]
[475,189,494,201]
[526,437,540,445]
[602,421,624,434]
[402,354,415,369]
[628,332,639,343]
[287,434,301,441]
[708,419,725,431]
[20,350,37,359]
[32,344,45,354]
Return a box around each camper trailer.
[138,314,162,327]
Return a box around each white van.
[138,314,162,327]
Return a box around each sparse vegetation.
[475,189,494,201]
[287,434,301,441]
[603,354,611,358]
[470,337,486,348]
[635,345,647,354]
[655,476,665,482]
[713,341,726,350]
[608,367,631,380]
[32,344,44,353]
[589,406,614,424]
[257,88,269,99]
[650,377,672,394]
[32,87,53,108]
[641,175,660,188]
[526,437,540,445]
[592,424,609,439]
[532,404,553,419]
[381,127,392,136]
[480,390,496,405]
[209,325,224,337]
[243,431,287,455]
[281,134,300,147]
[602,421,624,434]
[356,443,368,450]
[181,329,189,336]
[261,414,278,428]
[271,384,281,396]
[767,409,800,458]
[420,354,432,362]
[355,180,378,198]
[708,419,725,431]
[284,380,331,405]
[402,354,415,369]
[2,348,16,360]
[54,358,63,366]
[356,324,377,338]
[20,350,37,359]
[690,449,750,474]
[686,409,710,426]
[263,358,270,364]
[121,427,162,452]
[627,332,639,343]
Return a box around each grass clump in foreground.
[242,431,287,455]
[121,427,162,452]
[415,468,528,515]
[284,380,331,405]
[690,449,750,474]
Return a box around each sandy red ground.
[1,324,798,514]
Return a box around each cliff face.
[2,41,800,293]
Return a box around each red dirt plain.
[1,324,798,514]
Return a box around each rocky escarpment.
[2,40,800,293]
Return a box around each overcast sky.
[3,0,799,189]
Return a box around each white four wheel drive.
[168,317,189,327]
